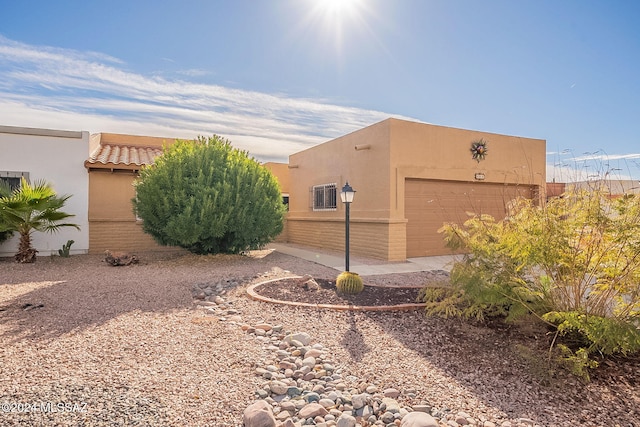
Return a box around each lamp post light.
[340,182,356,272]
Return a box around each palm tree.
[0,177,79,263]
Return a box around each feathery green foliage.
[0,178,79,262]
[133,135,286,255]
[424,188,640,377]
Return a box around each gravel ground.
[1,250,638,427]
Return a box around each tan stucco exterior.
[86,133,179,253]
[568,180,640,197]
[86,137,292,252]
[262,162,290,242]
[84,120,545,259]
[263,162,290,194]
[285,118,546,260]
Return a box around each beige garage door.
[405,179,534,257]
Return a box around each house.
[546,179,640,202]
[283,118,546,260]
[546,181,566,200]
[1,119,546,260]
[568,179,640,198]
[84,133,180,253]
[0,125,90,257]
[85,134,300,253]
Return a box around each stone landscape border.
[246,276,427,312]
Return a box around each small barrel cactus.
[58,239,74,257]
[336,271,364,295]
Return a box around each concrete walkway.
[268,243,460,276]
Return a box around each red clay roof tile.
[86,144,163,167]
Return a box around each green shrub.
[336,271,364,295]
[133,135,286,255]
[425,188,640,377]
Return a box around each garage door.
[405,179,534,257]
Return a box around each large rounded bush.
[133,136,286,254]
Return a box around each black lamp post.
[340,182,356,272]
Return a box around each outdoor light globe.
[340,182,355,203]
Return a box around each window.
[282,194,289,211]
[0,171,29,192]
[313,183,337,211]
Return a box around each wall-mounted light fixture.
[474,173,486,180]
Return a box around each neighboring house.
[547,180,640,202]
[568,179,640,198]
[263,162,290,242]
[84,135,291,254]
[284,118,546,260]
[84,133,179,253]
[0,125,90,257]
[546,181,566,200]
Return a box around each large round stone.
[298,402,329,418]
[400,411,439,427]
[243,400,276,427]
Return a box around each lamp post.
[340,182,356,272]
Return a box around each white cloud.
[175,68,211,77]
[2,36,639,180]
[0,36,413,162]
[571,152,640,162]
[546,150,640,183]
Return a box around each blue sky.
[1,0,639,181]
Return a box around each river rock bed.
[194,288,543,427]
[241,325,540,427]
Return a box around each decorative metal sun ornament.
[470,139,488,162]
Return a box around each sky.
[1,0,639,181]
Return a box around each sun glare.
[319,0,362,16]
[283,0,379,65]
[309,0,367,51]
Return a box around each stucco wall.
[263,162,290,194]
[92,132,172,150]
[87,137,288,253]
[286,120,396,258]
[568,180,640,196]
[389,118,546,221]
[87,169,175,253]
[288,120,392,220]
[86,133,182,254]
[263,162,293,243]
[0,126,90,257]
[285,118,546,260]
